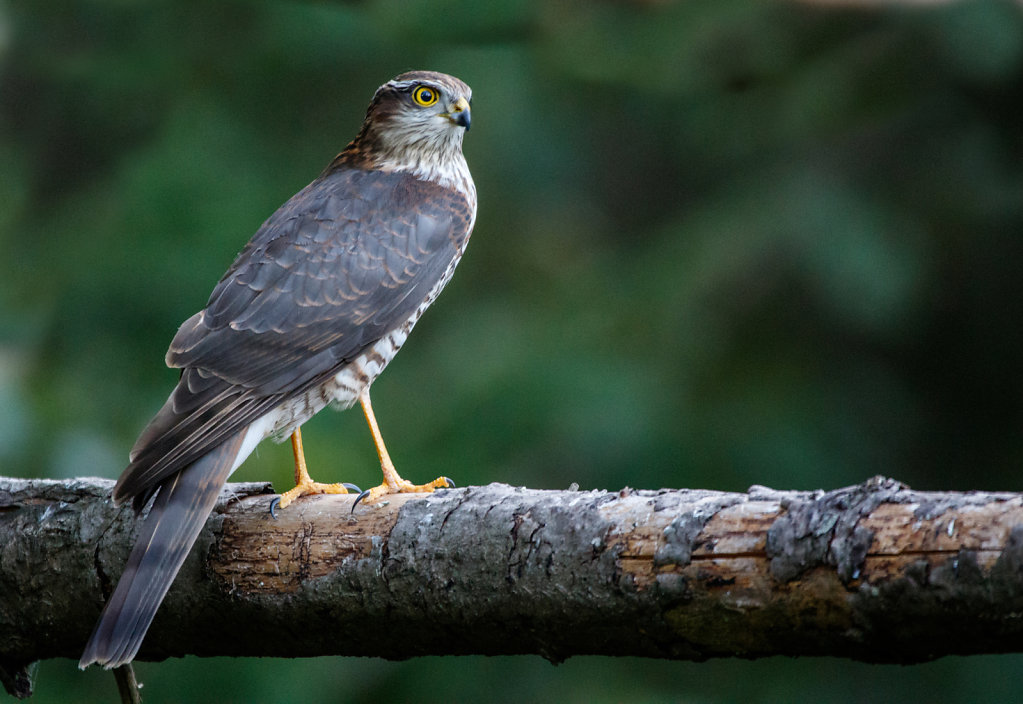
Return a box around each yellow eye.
[412,85,439,107]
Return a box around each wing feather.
[116,166,473,504]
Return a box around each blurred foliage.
[3,0,1023,701]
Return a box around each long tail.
[79,430,246,669]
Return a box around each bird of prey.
[79,70,475,669]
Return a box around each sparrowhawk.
[80,70,475,669]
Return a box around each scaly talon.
[271,482,360,519]
[276,479,359,511]
[271,428,359,517]
[351,475,453,512]
[350,391,456,512]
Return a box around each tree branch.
[4,475,1023,697]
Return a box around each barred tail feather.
[79,430,246,669]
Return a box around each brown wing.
[114,167,473,506]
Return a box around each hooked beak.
[446,96,471,130]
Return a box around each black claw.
[442,477,455,489]
[351,489,372,514]
[271,484,359,519]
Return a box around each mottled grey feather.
[114,169,472,504]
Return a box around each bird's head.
[336,71,474,196]
[379,71,472,131]
[358,71,471,157]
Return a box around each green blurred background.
[3,0,1023,701]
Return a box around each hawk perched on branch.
[80,70,475,669]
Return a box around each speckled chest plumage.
[260,207,474,444]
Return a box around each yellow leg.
[275,427,357,511]
[354,388,453,508]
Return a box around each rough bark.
[4,475,1023,698]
